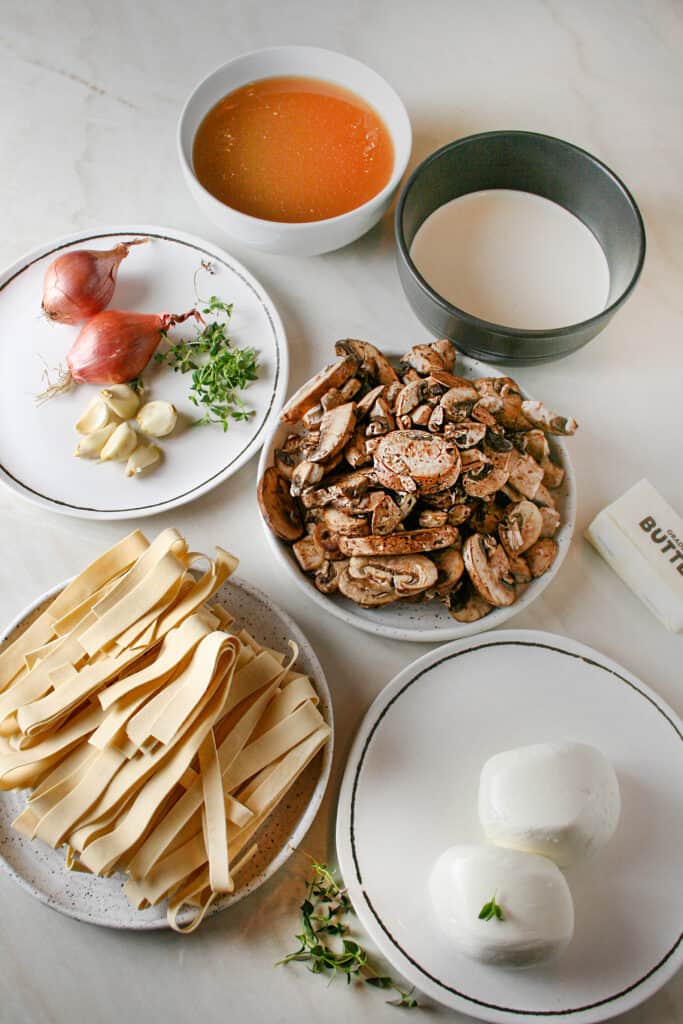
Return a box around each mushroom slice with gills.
[312,523,345,561]
[394,379,424,418]
[439,379,480,422]
[526,538,559,577]
[484,428,513,454]
[430,339,456,372]
[365,396,395,437]
[325,466,378,497]
[418,509,448,529]
[274,433,309,480]
[446,578,493,623]
[410,403,433,427]
[354,384,385,421]
[539,505,561,537]
[463,533,516,607]
[449,419,487,449]
[258,467,304,542]
[307,402,357,463]
[517,428,549,462]
[507,552,532,584]
[290,459,325,496]
[292,534,326,573]
[428,546,465,597]
[448,502,474,526]
[280,354,359,423]
[507,447,544,499]
[335,339,399,388]
[521,400,578,436]
[374,430,461,495]
[339,525,458,557]
[315,558,349,594]
[476,377,531,431]
[349,554,438,598]
[399,343,447,377]
[338,568,400,607]
[471,395,503,427]
[322,506,370,538]
[428,403,445,433]
[499,500,543,555]
[463,450,511,499]
[370,493,404,536]
[471,500,507,535]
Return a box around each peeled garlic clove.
[136,400,177,438]
[100,422,138,462]
[100,383,140,420]
[76,397,113,435]
[74,423,117,459]
[125,444,161,477]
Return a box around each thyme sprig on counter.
[277,858,418,1009]
[155,270,258,430]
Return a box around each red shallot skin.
[41,239,147,324]
[66,309,200,385]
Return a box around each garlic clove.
[100,383,140,420]
[100,422,138,462]
[75,397,113,435]
[74,423,117,459]
[136,400,178,438]
[125,444,161,477]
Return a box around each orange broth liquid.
[192,76,395,223]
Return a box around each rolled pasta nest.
[0,528,331,932]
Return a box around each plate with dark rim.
[0,225,288,519]
[336,629,683,1022]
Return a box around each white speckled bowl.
[0,576,333,930]
[257,352,577,643]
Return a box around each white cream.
[429,844,574,968]
[479,742,620,867]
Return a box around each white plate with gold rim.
[0,226,288,519]
[0,575,333,930]
[336,629,683,1022]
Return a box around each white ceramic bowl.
[178,46,412,255]
[257,352,577,643]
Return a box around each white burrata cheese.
[429,844,574,967]
[479,741,621,867]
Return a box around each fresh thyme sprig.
[154,287,258,431]
[277,858,418,1009]
[478,891,505,922]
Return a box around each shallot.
[42,238,148,324]
[38,308,202,401]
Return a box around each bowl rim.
[256,352,577,643]
[177,44,413,232]
[394,129,647,339]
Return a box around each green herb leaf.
[479,892,505,923]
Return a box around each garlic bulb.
[100,383,140,420]
[74,423,117,459]
[126,444,161,477]
[136,400,177,438]
[100,422,138,462]
[76,397,114,435]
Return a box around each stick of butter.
[585,479,683,632]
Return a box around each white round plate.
[0,575,333,930]
[336,629,683,1022]
[258,354,576,642]
[0,226,288,518]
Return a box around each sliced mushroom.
[349,554,438,597]
[340,377,362,401]
[385,381,403,410]
[428,403,445,433]
[470,501,507,535]
[365,396,395,436]
[471,395,503,427]
[532,483,557,509]
[498,500,543,555]
[463,534,516,607]
[374,430,461,494]
[345,425,371,467]
[394,380,424,418]
[447,419,487,448]
[539,506,561,537]
[446,579,493,622]
[320,388,343,413]
[281,355,358,423]
[521,400,578,435]
[371,493,404,536]
[292,535,326,572]
[338,568,399,606]
[274,433,308,479]
[428,546,465,597]
[440,380,480,422]
[540,455,565,490]
[447,502,474,526]
[430,339,456,372]
[322,507,370,537]
[476,377,532,430]
[339,525,457,557]
[418,509,448,529]
[526,538,559,577]
[290,459,325,495]
[463,450,511,499]
[326,467,378,496]
[411,403,433,427]
[517,429,549,462]
[308,403,357,463]
[258,467,304,542]
[356,384,386,420]
[399,343,446,377]
[314,559,349,594]
[334,339,399,387]
[507,448,544,500]
[507,553,532,584]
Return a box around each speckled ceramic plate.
[258,353,576,642]
[0,576,333,930]
[0,225,288,519]
[336,630,683,1023]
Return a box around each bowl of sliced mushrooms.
[257,338,576,642]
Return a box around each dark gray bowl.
[395,131,646,364]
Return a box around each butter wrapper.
[585,479,683,632]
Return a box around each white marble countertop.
[0,1,681,1022]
